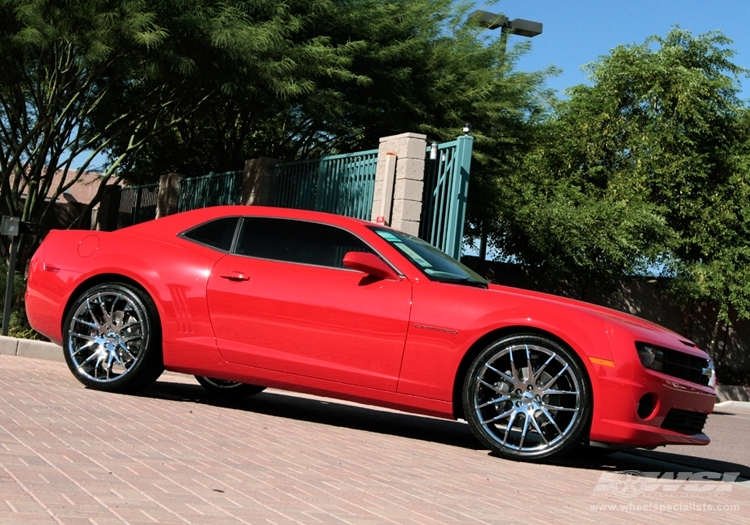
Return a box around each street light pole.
[468,10,542,271]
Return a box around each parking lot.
[0,354,747,525]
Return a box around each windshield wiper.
[433,276,488,289]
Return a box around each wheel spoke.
[478,377,508,395]
[529,412,549,444]
[509,348,519,382]
[96,294,111,325]
[77,349,101,365]
[543,389,578,396]
[479,407,514,426]
[116,319,140,332]
[517,414,532,449]
[485,363,514,384]
[476,394,511,409]
[120,334,142,343]
[117,342,137,362]
[71,340,97,356]
[525,345,534,380]
[532,353,555,383]
[542,403,579,412]
[84,299,102,326]
[72,317,99,330]
[108,293,123,321]
[70,332,96,342]
[540,363,569,391]
[502,411,518,445]
[105,353,115,379]
[539,406,565,437]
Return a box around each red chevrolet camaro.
[25,206,715,461]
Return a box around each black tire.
[63,283,163,393]
[195,376,266,398]
[462,334,591,461]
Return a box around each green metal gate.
[177,170,243,213]
[272,150,379,220]
[419,135,474,259]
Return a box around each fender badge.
[413,324,458,335]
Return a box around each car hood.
[487,283,694,344]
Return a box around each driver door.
[206,217,412,391]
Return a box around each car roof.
[120,206,374,239]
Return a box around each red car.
[25,206,715,461]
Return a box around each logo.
[593,471,739,498]
[413,324,458,335]
[609,470,647,497]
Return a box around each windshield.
[371,227,488,288]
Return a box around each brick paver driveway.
[0,354,747,524]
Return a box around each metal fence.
[419,135,474,259]
[272,150,379,220]
[115,183,159,230]
[177,170,243,213]
[109,137,473,260]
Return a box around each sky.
[481,0,750,99]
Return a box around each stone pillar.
[242,157,278,206]
[370,132,426,236]
[156,173,184,219]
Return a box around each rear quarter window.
[182,217,239,251]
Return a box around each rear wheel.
[63,283,163,393]
[195,376,266,398]
[462,334,591,461]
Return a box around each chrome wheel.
[463,334,590,460]
[195,376,266,397]
[63,283,163,392]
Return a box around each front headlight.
[636,343,664,371]
[635,341,712,387]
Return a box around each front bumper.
[588,351,714,448]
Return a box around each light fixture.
[468,10,543,38]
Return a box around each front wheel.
[63,283,163,393]
[462,334,591,461]
[195,376,266,398]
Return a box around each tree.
[495,28,750,366]
[120,0,551,178]
[0,0,364,257]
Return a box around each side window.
[236,218,370,268]
[182,217,239,251]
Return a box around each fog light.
[637,393,657,419]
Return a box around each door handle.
[220,271,251,282]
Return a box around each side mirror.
[343,252,399,281]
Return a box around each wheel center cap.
[522,391,534,404]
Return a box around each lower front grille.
[661,409,708,435]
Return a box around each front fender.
[397,283,614,402]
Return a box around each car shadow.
[137,378,750,481]
[555,449,750,481]
[137,379,482,451]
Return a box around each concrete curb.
[0,335,63,363]
[714,400,750,411]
